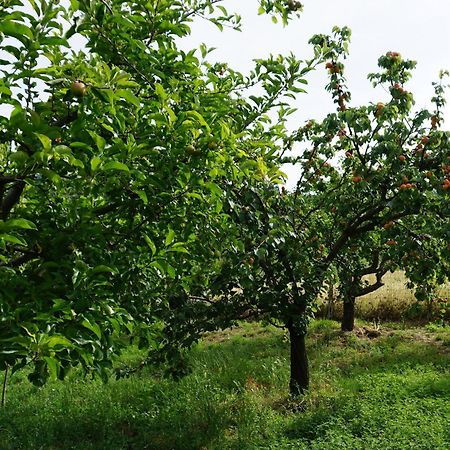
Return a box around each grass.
[0,320,449,450]
[320,271,450,322]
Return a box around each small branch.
[1,365,8,407]
[1,180,26,220]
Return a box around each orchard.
[0,0,449,448]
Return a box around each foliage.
[0,0,312,383]
[154,26,450,393]
[0,321,449,449]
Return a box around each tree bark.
[341,296,356,331]
[288,324,309,396]
[326,284,335,319]
[1,180,25,220]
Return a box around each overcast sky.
[181,0,450,124]
[177,0,450,186]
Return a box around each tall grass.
[0,320,449,450]
[320,271,450,322]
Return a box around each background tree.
[155,29,450,396]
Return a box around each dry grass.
[320,271,450,322]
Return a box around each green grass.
[0,320,449,450]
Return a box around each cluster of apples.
[386,51,401,60]
[325,61,342,74]
[391,82,408,97]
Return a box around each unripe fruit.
[70,81,87,98]
[186,145,200,156]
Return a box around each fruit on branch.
[375,102,384,117]
[287,0,303,11]
[383,221,395,229]
[386,51,401,59]
[70,81,87,98]
[186,145,200,156]
[399,183,416,190]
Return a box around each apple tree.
[0,0,311,388]
[154,29,450,396]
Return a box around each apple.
[375,102,384,117]
[70,81,87,98]
[398,154,406,162]
[186,145,200,156]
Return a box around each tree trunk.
[1,365,8,407]
[288,324,309,396]
[326,284,335,319]
[341,296,356,331]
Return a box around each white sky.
[181,0,450,123]
[178,0,450,186]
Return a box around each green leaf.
[0,21,33,45]
[186,110,210,131]
[0,233,27,246]
[46,335,73,350]
[41,169,61,185]
[81,317,102,339]
[91,265,118,275]
[88,131,106,151]
[102,161,130,172]
[144,235,156,256]
[116,89,140,107]
[0,219,37,231]
[35,133,52,151]
[165,229,175,246]
[90,156,102,171]
[135,190,148,204]
[39,36,69,47]
[166,244,189,254]
[43,356,60,379]
[155,83,167,101]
